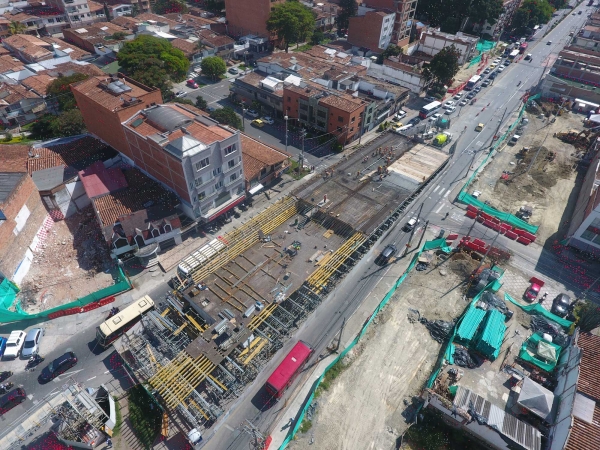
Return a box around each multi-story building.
[122,104,246,220]
[347,7,396,54]
[44,0,100,26]
[417,30,479,65]
[355,0,418,49]
[367,54,431,93]
[283,82,367,144]
[71,73,164,159]
[224,0,284,38]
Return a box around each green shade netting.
[477,40,495,52]
[475,309,506,360]
[456,306,486,343]
[519,333,562,372]
[0,267,131,323]
[504,294,573,329]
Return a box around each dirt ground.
[288,254,474,450]
[470,105,585,244]
[18,206,116,313]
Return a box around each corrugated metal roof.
[454,386,541,450]
[456,306,486,343]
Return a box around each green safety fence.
[278,238,451,449]
[0,267,131,323]
[468,54,482,67]
[456,93,542,234]
[468,40,496,67]
[504,293,573,329]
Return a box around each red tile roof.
[197,28,234,48]
[21,74,56,95]
[0,54,25,74]
[0,144,30,172]
[41,36,91,61]
[79,160,128,199]
[71,74,156,112]
[240,133,290,182]
[171,38,198,57]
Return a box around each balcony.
[222,159,240,174]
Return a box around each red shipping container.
[513,228,526,236]
[522,231,536,242]
[491,217,501,224]
[466,210,478,219]
[477,216,485,223]
[473,238,486,247]
[483,220,494,229]
[447,233,459,241]
[500,223,512,231]
[517,237,531,245]
[505,230,518,240]
[467,205,478,213]
[480,212,492,221]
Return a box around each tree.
[170,97,194,106]
[311,30,325,45]
[30,115,56,140]
[46,73,89,111]
[267,1,315,52]
[468,0,504,26]
[573,301,600,332]
[416,0,504,32]
[210,107,242,129]
[52,109,86,137]
[8,21,26,35]
[511,0,553,31]
[131,59,173,98]
[111,31,128,41]
[423,45,460,84]
[201,56,226,80]
[195,96,208,111]
[152,0,187,14]
[204,0,225,13]
[376,44,403,64]
[337,0,357,32]
[117,35,189,82]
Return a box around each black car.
[551,294,571,317]
[408,117,421,125]
[489,72,498,80]
[466,92,476,99]
[39,351,77,383]
[375,245,397,266]
[0,388,26,414]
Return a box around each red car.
[186,79,199,89]
[524,277,545,302]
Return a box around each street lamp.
[242,105,247,131]
[284,114,288,154]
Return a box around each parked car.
[459,99,468,106]
[245,109,259,118]
[175,91,186,98]
[453,93,463,100]
[524,277,545,302]
[493,58,502,64]
[503,60,511,66]
[228,67,239,74]
[444,100,456,108]
[375,245,397,266]
[551,294,571,317]
[475,123,484,132]
[262,116,275,125]
[39,352,78,383]
[402,217,419,232]
[466,92,476,99]
[524,53,532,60]
[3,331,25,359]
[0,337,6,359]
[21,328,43,359]
[482,80,490,87]
[498,66,505,72]
[251,119,265,128]
[489,72,498,79]
[429,113,442,122]
[0,388,26,415]
[394,110,407,120]
[408,117,421,125]
[483,68,491,74]
[424,96,436,102]
[444,106,456,114]
[186,79,199,89]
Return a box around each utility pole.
[299,128,306,170]
[466,211,480,238]
[284,113,289,154]
[417,220,429,249]
[241,420,265,450]
[334,317,346,353]
[403,203,424,257]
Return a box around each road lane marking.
[444,189,450,198]
[27,394,33,400]
[224,425,235,432]
[62,369,84,377]
[87,376,97,381]
[433,185,440,193]
[435,204,444,214]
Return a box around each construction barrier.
[457,93,541,235]
[0,268,130,323]
[278,238,452,449]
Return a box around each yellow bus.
[96,295,155,347]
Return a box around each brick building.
[224,0,284,38]
[0,145,47,284]
[240,134,290,193]
[283,83,366,144]
[71,73,163,161]
[122,104,246,221]
[347,8,396,54]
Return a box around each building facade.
[347,8,396,54]
[224,0,284,38]
[417,30,479,65]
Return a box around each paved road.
[204,3,594,449]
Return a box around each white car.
[459,99,468,106]
[444,101,455,109]
[453,93,463,100]
[445,106,456,114]
[262,116,274,125]
[429,113,442,122]
[493,58,502,64]
[245,109,259,118]
[498,66,505,72]
[21,328,44,358]
[3,330,26,359]
[394,110,407,120]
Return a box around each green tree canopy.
[423,45,460,84]
[210,107,242,129]
[8,21,26,35]
[152,0,187,15]
[417,0,503,32]
[267,0,316,52]
[200,56,226,80]
[511,0,553,32]
[376,44,403,64]
[46,73,89,111]
[117,35,189,82]
[170,97,194,106]
[337,0,357,32]
[195,96,208,111]
[204,0,224,13]
[52,109,86,137]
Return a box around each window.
[299,104,308,111]
[212,167,221,176]
[224,144,236,155]
[196,157,209,171]
[317,110,326,118]
[338,115,343,122]
[337,126,343,132]
[300,114,308,121]
[214,180,223,190]
[48,18,54,23]
[228,159,236,169]
[152,228,160,238]
[260,93,267,99]
[287,96,291,101]
[199,191,206,200]
[260,167,267,176]
[230,173,237,182]
[351,116,355,122]
[189,181,194,190]
[581,218,600,244]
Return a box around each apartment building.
[283,82,367,144]
[417,30,479,65]
[347,7,396,54]
[44,0,102,26]
[224,0,285,38]
[354,0,418,49]
[122,104,246,220]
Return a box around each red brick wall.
[326,103,365,144]
[123,128,191,202]
[0,174,46,279]
[348,12,385,52]
[72,87,163,160]
[63,29,97,54]
[224,0,284,36]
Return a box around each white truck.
[3,330,26,359]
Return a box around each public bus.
[509,49,520,59]
[418,101,442,119]
[265,341,313,398]
[519,42,528,54]
[96,295,155,347]
[465,75,481,91]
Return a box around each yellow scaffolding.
[243,339,268,365]
[307,232,366,294]
[248,303,278,331]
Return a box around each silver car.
[21,328,43,358]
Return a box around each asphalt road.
[204,3,594,449]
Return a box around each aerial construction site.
[113,132,450,436]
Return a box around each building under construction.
[114,134,450,436]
